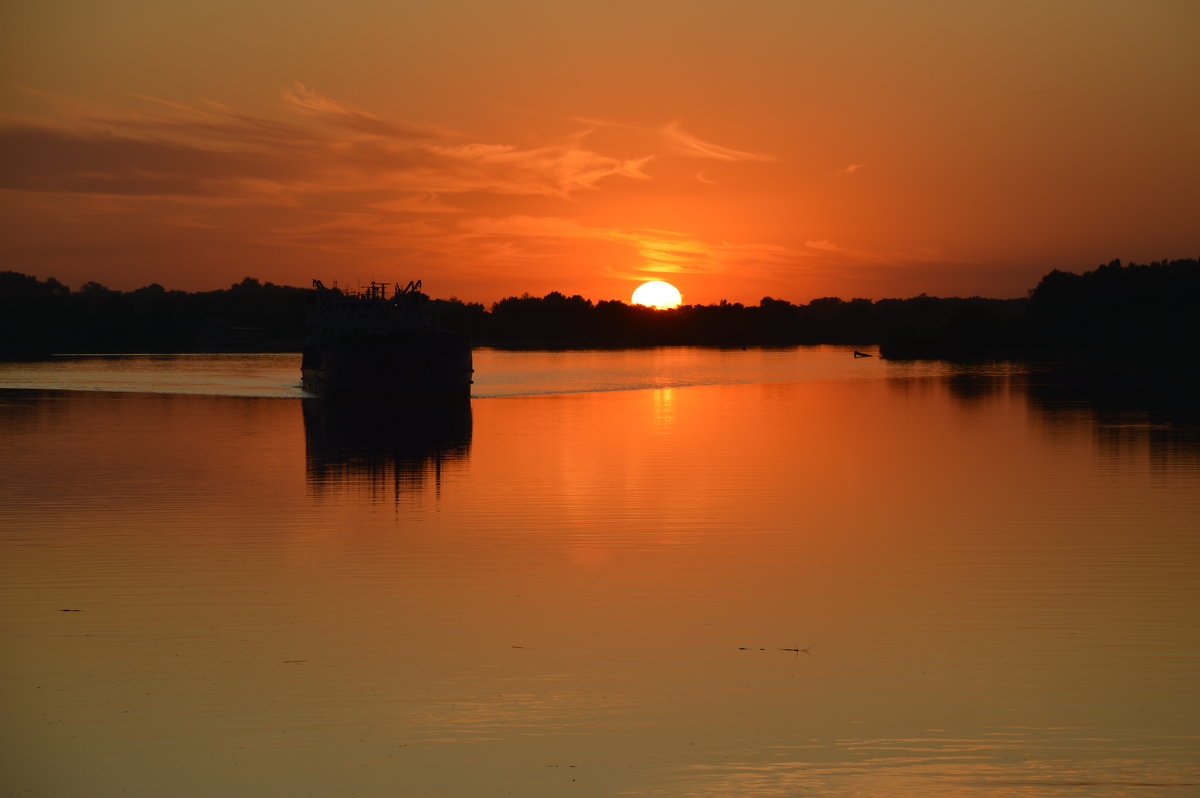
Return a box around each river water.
[2,349,1198,796]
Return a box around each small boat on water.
[853,350,874,358]
[301,279,473,401]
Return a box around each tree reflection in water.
[1023,371,1200,465]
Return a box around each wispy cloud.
[843,163,864,174]
[423,136,652,197]
[0,124,298,203]
[282,82,448,139]
[804,239,843,252]
[450,215,807,278]
[1,86,799,293]
[366,193,465,213]
[571,115,775,163]
[660,122,774,162]
[257,213,448,253]
[120,94,318,147]
[0,91,653,204]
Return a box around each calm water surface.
[2,349,1198,796]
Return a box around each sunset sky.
[2,1,1196,304]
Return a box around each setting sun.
[632,280,683,309]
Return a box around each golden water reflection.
[2,364,1199,797]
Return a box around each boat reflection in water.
[302,398,472,500]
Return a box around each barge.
[301,279,473,401]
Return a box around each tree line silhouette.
[0,275,307,359]
[2,259,1196,363]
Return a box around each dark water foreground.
[2,350,1199,796]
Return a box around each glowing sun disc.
[631,280,682,309]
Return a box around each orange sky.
[1,1,1197,304]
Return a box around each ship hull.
[301,331,473,400]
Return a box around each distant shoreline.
[3,259,1196,367]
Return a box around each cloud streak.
[282,82,450,139]
[422,137,652,197]
[0,124,296,202]
[572,116,774,163]
[660,122,774,162]
[0,90,655,204]
[1,86,802,297]
[450,215,807,279]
